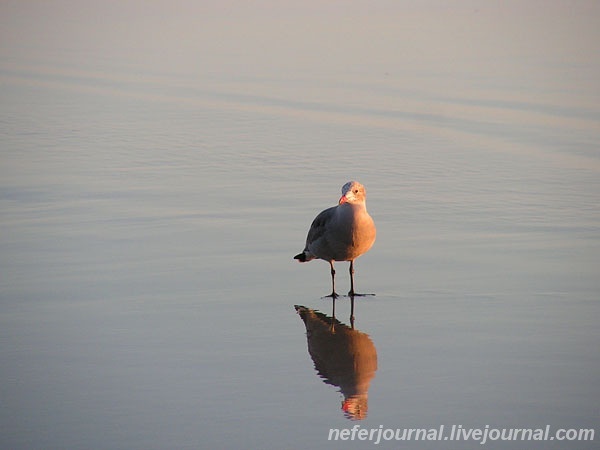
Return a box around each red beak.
[339,195,347,204]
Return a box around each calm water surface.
[1,2,599,449]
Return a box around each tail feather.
[294,252,307,262]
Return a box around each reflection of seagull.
[295,305,377,420]
[294,181,376,298]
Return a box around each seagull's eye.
[354,189,359,194]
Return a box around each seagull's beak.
[339,195,347,204]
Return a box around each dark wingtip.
[293,253,306,262]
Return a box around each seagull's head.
[339,181,367,205]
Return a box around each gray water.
[1,2,599,449]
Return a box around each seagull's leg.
[322,260,339,298]
[330,261,339,298]
[348,260,375,297]
[349,260,356,296]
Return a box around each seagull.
[294,181,376,298]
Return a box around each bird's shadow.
[294,298,378,420]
